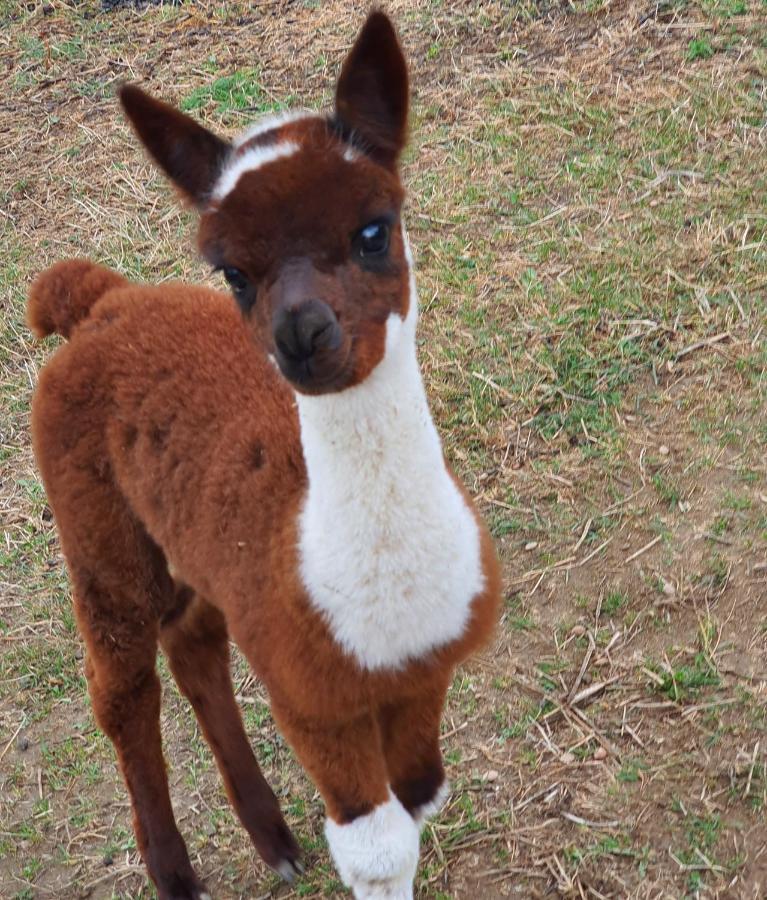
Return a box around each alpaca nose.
[273,299,340,363]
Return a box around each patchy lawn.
[1,0,765,897]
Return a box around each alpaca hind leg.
[160,590,301,879]
[73,572,209,900]
[32,361,205,897]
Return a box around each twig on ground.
[675,332,731,360]
[625,535,662,563]
[744,741,760,799]
[0,719,24,765]
[568,632,595,702]
[560,811,621,829]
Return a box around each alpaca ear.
[119,84,231,208]
[334,11,409,167]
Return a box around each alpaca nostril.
[274,320,302,362]
[297,314,331,354]
[274,301,339,363]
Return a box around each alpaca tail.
[27,259,128,339]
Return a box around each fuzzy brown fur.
[29,259,500,896]
[28,259,127,338]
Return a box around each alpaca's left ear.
[334,11,409,167]
[120,84,231,208]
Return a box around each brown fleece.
[29,260,500,896]
[27,259,127,339]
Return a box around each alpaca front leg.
[272,706,420,899]
[379,679,451,829]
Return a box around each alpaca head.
[120,11,413,395]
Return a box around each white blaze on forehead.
[212,141,300,201]
[232,109,314,148]
[213,109,316,202]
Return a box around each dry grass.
[1,0,766,898]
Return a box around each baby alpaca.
[28,12,501,899]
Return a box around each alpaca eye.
[357,221,390,258]
[218,266,255,315]
[222,267,249,295]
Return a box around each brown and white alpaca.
[28,12,501,900]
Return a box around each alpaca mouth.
[276,349,353,395]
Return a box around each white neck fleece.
[295,236,484,670]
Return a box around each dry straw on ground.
[1,0,766,897]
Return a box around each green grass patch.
[603,589,628,616]
[687,37,715,61]
[181,70,268,117]
[648,653,721,702]
[504,596,535,631]
[617,758,648,783]
[702,0,747,16]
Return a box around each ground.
[0,0,765,897]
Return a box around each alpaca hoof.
[157,875,211,900]
[275,856,305,882]
[256,815,303,882]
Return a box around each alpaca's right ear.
[335,11,409,167]
[119,84,231,208]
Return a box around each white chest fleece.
[296,237,484,671]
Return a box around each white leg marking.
[412,779,450,829]
[325,791,419,900]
